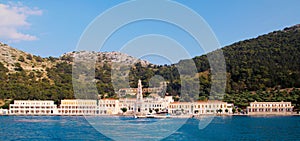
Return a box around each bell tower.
[137,79,143,101]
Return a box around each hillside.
[0,42,55,80]
[0,43,150,105]
[1,24,300,109]
[192,24,300,107]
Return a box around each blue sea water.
[0,116,300,141]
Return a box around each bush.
[18,56,25,62]
[26,54,32,60]
[1,102,9,109]
[34,56,43,62]
[14,63,23,71]
[121,107,127,113]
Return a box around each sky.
[0,0,300,64]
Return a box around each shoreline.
[2,113,299,117]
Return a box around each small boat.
[166,114,171,118]
[145,114,155,118]
[152,114,171,119]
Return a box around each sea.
[0,116,299,141]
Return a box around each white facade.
[247,101,294,115]
[9,100,58,115]
[119,98,136,112]
[169,102,192,115]
[58,99,120,115]
[118,96,174,114]
[169,101,234,115]
[58,99,97,115]
[193,101,233,115]
[98,98,119,115]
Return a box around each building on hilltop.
[118,81,167,97]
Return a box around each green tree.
[154,108,159,113]
[237,108,242,113]
[225,109,229,113]
[14,63,23,71]
[121,107,127,113]
[232,108,236,114]
[149,109,153,113]
[217,109,222,113]
[26,54,32,60]
[0,102,9,109]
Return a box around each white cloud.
[0,2,42,43]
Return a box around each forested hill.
[1,24,300,109]
[192,24,300,108]
[0,44,150,108]
[194,24,300,92]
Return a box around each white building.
[119,98,136,112]
[9,100,58,115]
[59,99,122,115]
[58,99,97,115]
[169,102,192,115]
[118,80,174,114]
[98,98,120,115]
[247,101,294,115]
[169,101,234,115]
[0,109,8,115]
[193,101,233,115]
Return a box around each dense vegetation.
[0,61,74,105]
[1,25,300,110]
[189,25,300,108]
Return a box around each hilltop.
[60,51,149,66]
